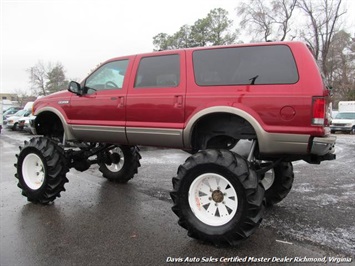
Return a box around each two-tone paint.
[32,41,335,157]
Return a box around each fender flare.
[183,106,265,149]
[34,107,75,140]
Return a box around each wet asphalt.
[0,130,354,266]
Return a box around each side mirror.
[68,81,83,95]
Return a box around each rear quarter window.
[193,45,299,86]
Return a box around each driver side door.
[67,58,132,143]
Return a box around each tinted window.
[86,60,128,92]
[193,45,298,86]
[134,54,180,88]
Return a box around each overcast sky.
[1,0,354,94]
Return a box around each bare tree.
[326,30,355,104]
[237,0,351,103]
[28,61,48,96]
[13,88,31,107]
[273,0,298,41]
[298,0,346,77]
[238,0,297,42]
[27,61,68,96]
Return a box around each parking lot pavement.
[0,130,354,265]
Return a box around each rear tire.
[98,146,141,183]
[263,162,294,207]
[170,149,265,246]
[15,137,69,204]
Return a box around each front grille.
[332,123,346,127]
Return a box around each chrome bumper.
[311,136,336,156]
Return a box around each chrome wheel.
[106,147,124,172]
[261,169,275,191]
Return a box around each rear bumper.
[311,136,336,156]
[257,132,336,163]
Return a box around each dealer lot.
[0,130,354,265]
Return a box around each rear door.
[126,51,186,147]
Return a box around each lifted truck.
[15,41,336,246]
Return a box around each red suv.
[15,41,336,246]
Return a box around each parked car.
[18,115,36,134]
[3,106,21,120]
[3,106,21,114]
[330,101,355,134]
[4,109,31,131]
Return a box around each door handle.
[118,96,124,108]
[174,95,183,108]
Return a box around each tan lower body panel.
[258,132,309,154]
[69,123,309,155]
[126,127,184,148]
[70,125,127,144]
[70,125,184,148]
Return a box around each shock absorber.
[247,139,257,162]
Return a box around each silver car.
[4,109,31,131]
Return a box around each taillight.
[312,97,325,125]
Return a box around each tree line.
[153,8,237,49]
[25,0,354,106]
[152,0,354,105]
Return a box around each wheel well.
[35,112,64,138]
[191,113,257,151]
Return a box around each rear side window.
[134,54,180,88]
[193,45,298,86]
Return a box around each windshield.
[13,109,27,116]
[335,112,355,119]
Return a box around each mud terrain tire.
[98,146,141,183]
[15,137,69,204]
[264,162,294,207]
[170,149,265,246]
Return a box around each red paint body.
[34,42,330,138]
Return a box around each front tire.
[15,137,69,204]
[98,145,141,183]
[170,150,265,246]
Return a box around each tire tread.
[98,146,141,183]
[170,149,265,246]
[15,137,69,204]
